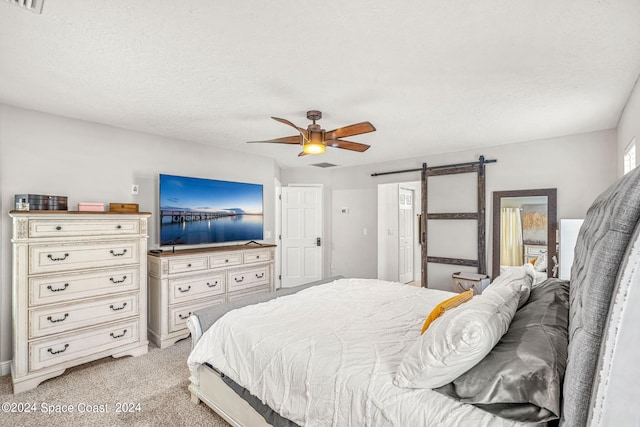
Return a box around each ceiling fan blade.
[272,117,309,140]
[325,139,370,152]
[298,151,308,157]
[246,135,301,144]
[324,121,376,140]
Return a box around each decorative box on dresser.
[147,244,276,348]
[9,211,151,393]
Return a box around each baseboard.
[1,360,11,377]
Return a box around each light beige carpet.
[0,338,230,426]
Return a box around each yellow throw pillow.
[421,289,474,335]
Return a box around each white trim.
[274,177,282,290]
[1,360,11,377]
[623,137,636,175]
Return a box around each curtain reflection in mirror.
[500,208,523,266]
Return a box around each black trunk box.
[14,194,68,210]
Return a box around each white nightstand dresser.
[147,244,275,348]
[523,244,547,264]
[9,211,151,393]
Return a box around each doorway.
[398,187,415,283]
[279,185,323,288]
[377,181,420,283]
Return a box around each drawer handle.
[110,249,128,256]
[47,283,69,292]
[234,276,245,283]
[47,344,69,355]
[187,263,192,267]
[256,255,260,259]
[110,329,127,339]
[110,302,128,311]
[178,285,191,293]
[207,281,218,288]
[55,226,62,231]
[110,276,127,284]
[47,313,69,323]
[225,259,229,263]
[116,225,122,229]
[178,312,192,320]
[47,253,69,262]
[255,273,265,279]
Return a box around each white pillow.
[393,285,520,389]
[489,263,535,308]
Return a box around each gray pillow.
[435,279,569,422]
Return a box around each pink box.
[78,202,105,212]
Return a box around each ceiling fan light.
[303,143,326,154]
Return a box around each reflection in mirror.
[492,189,557,280]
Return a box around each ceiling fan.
[247,110,376,156]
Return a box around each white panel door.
[281,186,323,288]
[399,187,414,283]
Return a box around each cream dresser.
[524,244,547,264]
[9,211,151,393]
[147,244,275,348]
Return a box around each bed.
[186,166,640,427]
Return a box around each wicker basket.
[452,272,490,295]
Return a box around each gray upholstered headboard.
[562,166,640,427]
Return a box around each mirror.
[491,189,557,280]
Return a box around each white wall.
[618,77,640,176]
[281,130,617,291]
[0,104,279,368]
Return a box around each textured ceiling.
[1,1,640,169]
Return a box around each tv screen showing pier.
[159,174,264,246]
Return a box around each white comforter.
[188,278,535,427]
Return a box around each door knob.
[316,237,321,247]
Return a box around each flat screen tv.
[159,174,264,246]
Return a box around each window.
[624,138,636,175]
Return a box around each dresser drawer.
[29,267,139,306]
[525,245,547,256]
[29,219,140,238]
[168,296,225,333]
[29,294,139,339]
[168,256,208,274]
[227,265,270,292]
[169,272,225,305]
[227,284,271,302]
[209,253,243,268]
[243,249,272,264]
[30,320,139,371]
[29,240,140,274]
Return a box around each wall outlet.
[131,184,139,195]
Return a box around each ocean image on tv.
[160,174,263,246]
